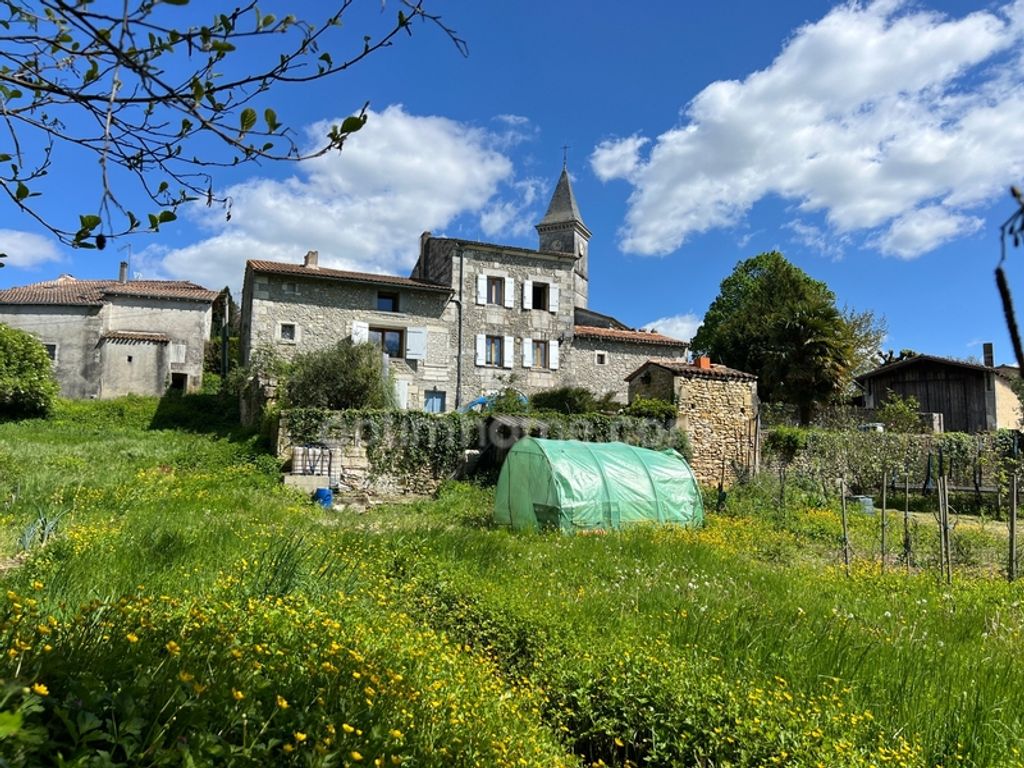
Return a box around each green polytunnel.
[493,437,704,532]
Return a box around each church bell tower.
[536,165,591,308]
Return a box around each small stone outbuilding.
[627,357,759,486]
[0,262,216,398]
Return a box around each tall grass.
[2,398,1024,765]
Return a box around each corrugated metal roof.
[247,260,452,292]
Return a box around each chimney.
[983,342,994,368]
[303,250,319,269]
[696,355,712,370]
[118,261,128,283]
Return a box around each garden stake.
[880,470,888,572]
[840,479,851,577]
[1011,471,1019,582]
[904,472,912,572]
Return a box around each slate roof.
[625,358,757,382]
[247,260,452,293]
[856,354,993,381]
[101,331,171,343]
[574,306,630,330]
[574,325,689,347]
[537,167,588,230]
[0,276,217,306]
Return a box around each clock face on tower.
[551,239,563,252]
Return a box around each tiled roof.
[0,276,217,306]
[247,260,452,292]
[574,307,630,330]
[625,358,757,382]
[574,325,689,347]
[102,331,171,343]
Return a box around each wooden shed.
[856,354,1020,433]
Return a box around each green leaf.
[78,214,101,231]
[210,40,236,53]
[15,182,29,201]
[0,154,10,162]
[164,0,190,5]
[0,710,22,738]
[147,213,159,230]
[264,108,279,132]
[340,115,366,134]
[158,181,169,193]
[239,108,257,136]
[158,210,177,223]
[127,211,140,230]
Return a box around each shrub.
[531,387,602,414]
[624,396,677,424]
[877,392,924,433]
[283,339,396,410]
[0,323,59,418]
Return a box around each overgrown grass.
[2,399,1024,766]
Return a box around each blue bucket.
[312,488,333,509]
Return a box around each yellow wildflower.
[165,640,180,656]
[232,688,245,701]
[276,694,289,709]
[31,682,48,696]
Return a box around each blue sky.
[3,0,1024,363]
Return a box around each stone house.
[627,357,760,485]
[241,166,689,410]
[0,262,216,398]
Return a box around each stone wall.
[675,376,759,486]
[567,337,686,403]
[104,296,212,395]
[243,266,456,411]
[631,370,759,486]
[626,363,676,403]
[454,242,578,400]
[995,376,1023,429]
[0,305,103,398]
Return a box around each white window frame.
[281,281,299,295]
[43,343,58,364]
[278,322,300,344]
[595,350,608,366]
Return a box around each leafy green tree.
[0,1,464,249]
[692,251,881,424]
[0,323,59,418]
[531,387,602,414]
[283,340,395,410]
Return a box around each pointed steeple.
[537,167,586,229]
[536,164,592,308]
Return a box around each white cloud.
[785,220,848,260]
[873,205,983,258]
[139,106,521,290]
[592,0,1024,259]
[643,313,701,342]
[591,135,649,182]
[0,229,63,269]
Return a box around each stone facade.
[241,167,691,411]
[0,267,215,398]
[241,253,454,411]
[565,332,689,404]
[628,359,759,486]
